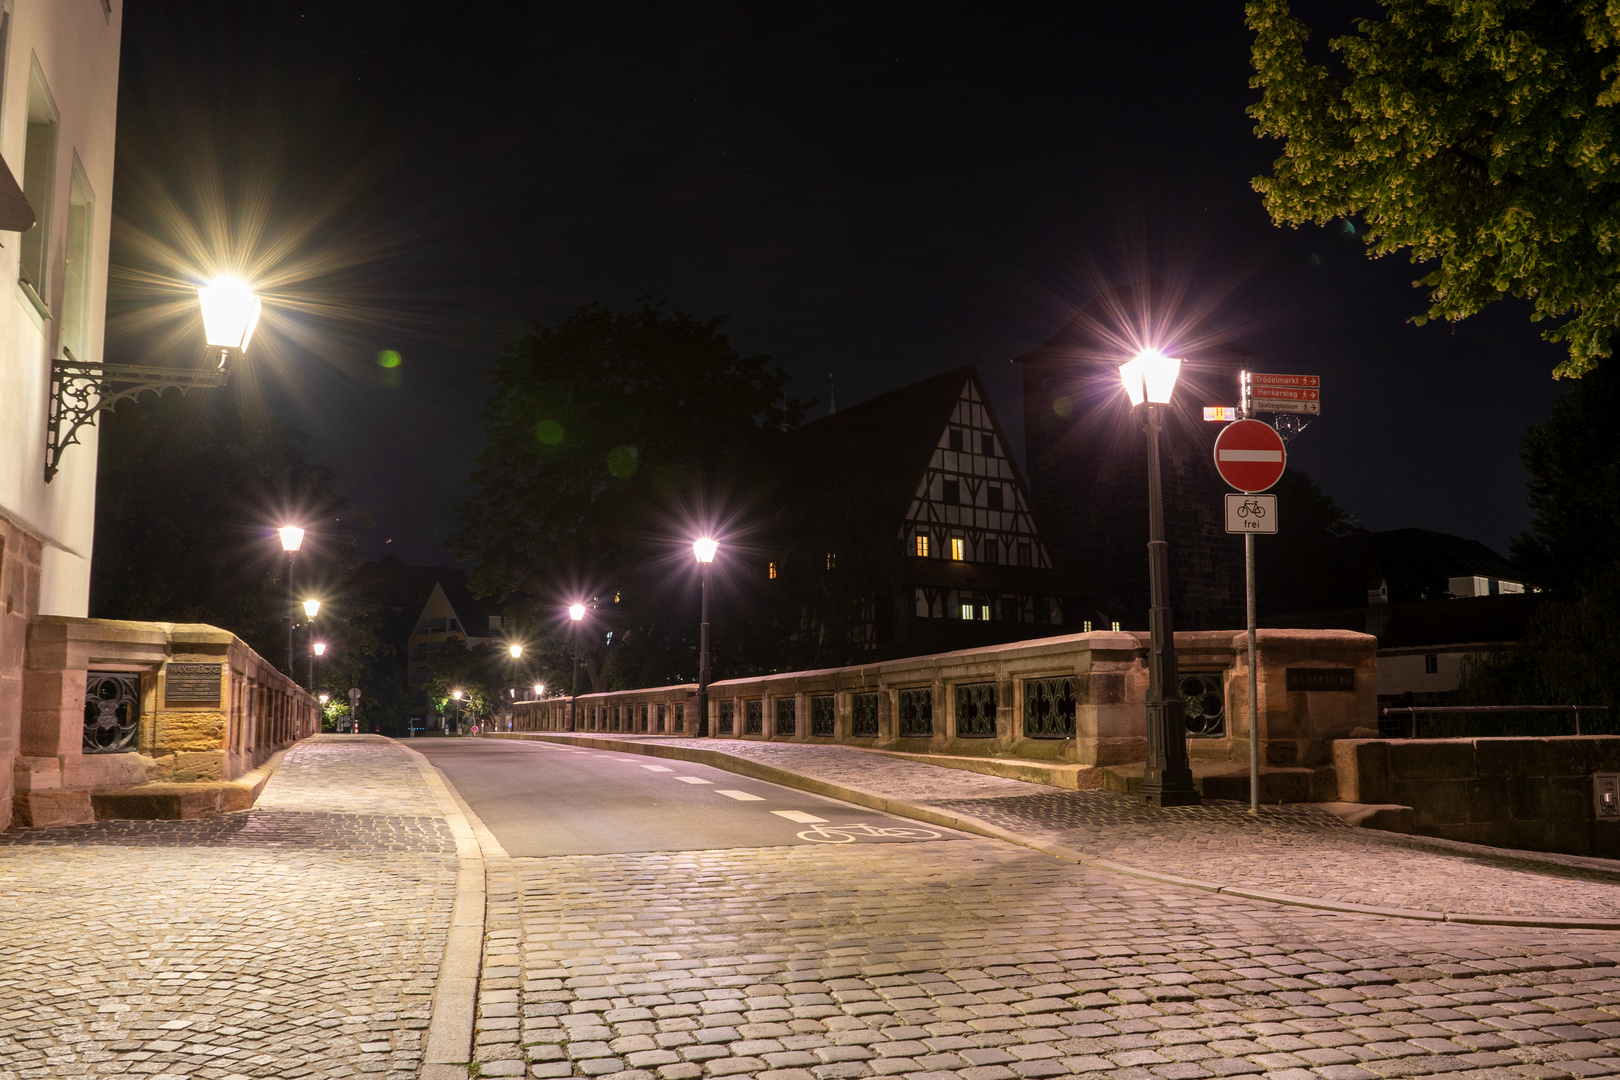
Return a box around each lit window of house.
[1110,620,1121,631]
[768,562,777,579]
[915,534,929,557]
[979,604,990,620]
[826,552,836,570]
[960,603,974,620]
[1083,620,1093,632]
[950,537,965,561]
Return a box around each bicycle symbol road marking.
[795,822,944,844]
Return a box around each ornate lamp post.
[311,640,326,695]
[568,603,586,731]
[278,526,305,676]
[1119,349,1200,807]
[508,643,523,726]
[693,537,718,737]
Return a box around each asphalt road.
[409,737,966,857]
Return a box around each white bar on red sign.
[1249,373,1320,388]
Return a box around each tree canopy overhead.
[1247,0,1620,377]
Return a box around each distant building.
[769,366,1106,661]
[405,576,502,732]
[1014,282,1250,631]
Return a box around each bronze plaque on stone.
[165,663,222,705]
[1286,667,1355,693]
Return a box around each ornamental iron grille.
[657,703,666,732]
[898,688,933,738]
[613,706,622,732]
[955,682,997,738]
[674,704,684,732]
[84,671,140,753]
[851,692,879,737]
[1023,677,1076,739]
[719,700,735,735]
[810,695,835,737]
[641,705,650,732]
[775,697,796,736]
[1181,671,1226,738]
[745,699,763,734]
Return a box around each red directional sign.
[1214,419,1286,492]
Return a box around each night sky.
[108,1,1570,569]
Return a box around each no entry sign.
[1214,419,1286,492]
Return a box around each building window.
[20,62,58,313]
[942,478,959,504]
[826,552,836,570]
[61,160,93,359]
[980,604,991,620]
[1425,654,1438,674]
[950,537,965,561]
[1083,620,1093,632]
[980,432,994,456]
[1110,620,1121,632]
[768,562,777,579]
[915,534,929,557]
[960,603,974,620]
[987,485,1003,511]
[1001,597,1020,622]
[1017,542,1032,567]
[949,428,964,452]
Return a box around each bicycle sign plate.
[1225,493,1277,534]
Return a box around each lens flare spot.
[1052,395,1073,417]
[377,349,402,368]
[607,445,639,478]
[534,419,564,445]
[1340,219,1356,235]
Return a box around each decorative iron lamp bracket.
[45,353,230,482]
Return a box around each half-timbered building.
[770,366,1104,662]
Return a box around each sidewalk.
[0,735,464,1080]
[502,733,1620,926]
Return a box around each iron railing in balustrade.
[1380,704,1612,739]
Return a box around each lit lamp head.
[303,599,321,619]
[318,693,329,704]
[568,603,586,622]
[693,537,719,564]
[312,642,326,657]
[278,526,305,553]
[509,643,523,659]
[197,275,263,365]
[452,689,463,701]
[1119,348,1183,407]
[533,683,544,697]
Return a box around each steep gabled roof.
[785,366,975,527]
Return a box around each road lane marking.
[640,765,673,772]
[771,810,827,823]
[673,776,712,784]
[716,790,765,801]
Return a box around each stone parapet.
[7,617,317,829]
[510,628,1377,785]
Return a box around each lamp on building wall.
[693,536,719,738]
[45,275,264,482]
[1118,348,1198,807]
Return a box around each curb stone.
[395,741,489,1080]
[503,731,1620,932]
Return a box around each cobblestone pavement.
[0,735,457,1079]
[473,833,1620,1080]
[517,737,1620,920]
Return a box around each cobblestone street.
[0,736,457,1080]
[475,836,1620,1080]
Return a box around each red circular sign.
[1213,419,1286,492]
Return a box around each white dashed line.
[716,790,765,801]
[771,810,827,824]
[640,765,673,772]
[673,777,712,785]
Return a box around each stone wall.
[513,629,1377,784]
[10,617,318,828]
[1333,736,1620,857]
[0,519,43,833]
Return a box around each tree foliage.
[1247,0,1620,376]
[452,301,807,688]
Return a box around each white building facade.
[0,1,123,823]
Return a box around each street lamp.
[311,640,326,696]
[693,537,718,737]
[197,275,264,370]
[451,688,463,735]
[1119,348,1199,807]
[303,599,322,691]
[278,526,305,677]
[508,643,523,719]
[568,603,586,732]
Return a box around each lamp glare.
[198,276,263,351]
[568,603,586,621]
[1119,349,1183,406]
[278,526,305,552]
[693,537,719,563]
[303,599,321,618]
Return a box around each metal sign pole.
[1240,371,1260,814]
